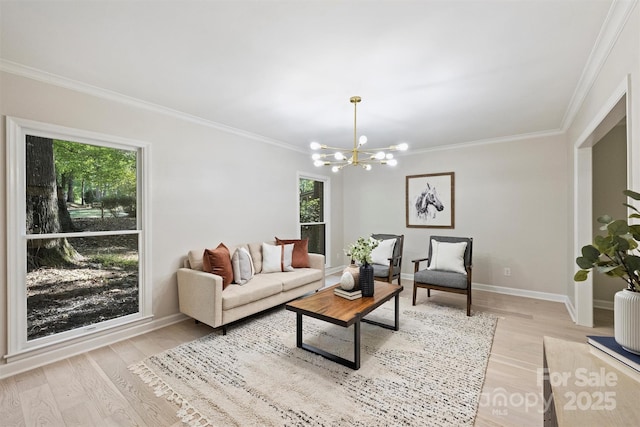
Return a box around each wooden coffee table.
[285,281,403,370]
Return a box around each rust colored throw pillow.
[202,243,233,288]
[275,237,310,268]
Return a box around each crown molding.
[561,0,638,131]
[0,59,305,154]
[408,128,565,156]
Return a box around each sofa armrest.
[177,268,224,328]
[308,253,325,271]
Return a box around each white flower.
[345,236,379,265]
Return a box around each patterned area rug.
[130,297,496,426]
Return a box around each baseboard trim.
[325,265,345,276]
[471,282,568,303]
[0,313,188,380]
[565,298,578,323]
[594,299,614,311]
[402,274,580,319]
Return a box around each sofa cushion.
[222,275,283,310]
[275,237,310,268]
[202,243,233,288]
[231,247,255,285]
[268,268,324,292]
[262,242,294,273]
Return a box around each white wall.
[566,4,639,322]
[0,71,344,369]
[342,133,569,296]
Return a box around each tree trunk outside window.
[25,135,78,269]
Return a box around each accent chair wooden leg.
[427,289,431,297]
[466,295,471,317]
[412,283,417,305]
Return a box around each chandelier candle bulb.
[308,96,409,172]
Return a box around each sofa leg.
[195,319,200,325]
[222,325,227,336]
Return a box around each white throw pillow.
[262,242,294,273]
[231,247,255,285]
[427,240,467,275]
[370,238,397,266]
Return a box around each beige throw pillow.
[232,247,255,285]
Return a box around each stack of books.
[588,335,640,372]
[334,287,362,300]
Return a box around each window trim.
[5,116,152,359]
[297,171,330,267]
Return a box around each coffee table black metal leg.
[295,314,360,370]
[354,320,361,370]
[362,294,401,331]
[394,293,400,331]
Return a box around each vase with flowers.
[345,237,379,297]
[575,189,640,354]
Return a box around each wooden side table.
[543,336,640,426]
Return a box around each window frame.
[6,117,152,359]
[297,171,330,266]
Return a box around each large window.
[7,117,151,357]
[298,174,328,259]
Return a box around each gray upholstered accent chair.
[412,236,473,316]
[371,234,404,286]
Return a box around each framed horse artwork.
[406,172,455,228]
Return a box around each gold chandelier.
[310,96,408,172]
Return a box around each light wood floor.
[0,285,613,427]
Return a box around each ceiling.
[0,1,620,153]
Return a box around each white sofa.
[177,242,325,333]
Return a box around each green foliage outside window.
[299,178,323,223]
[53,139,137,205]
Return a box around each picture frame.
[406,172,455,228]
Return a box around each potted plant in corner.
[345,237,379,297]
[575,189,640,355]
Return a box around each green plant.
[575,189,640,292]
[345,236,379,265]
